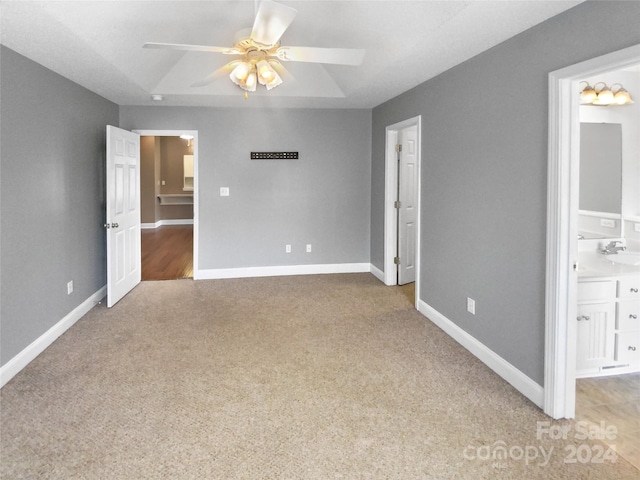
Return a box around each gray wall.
[0,46,119,366]
[120,107,372,269]
[370,1,640,385]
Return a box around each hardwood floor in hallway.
[141,225,193,280]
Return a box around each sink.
[604,252,640,266]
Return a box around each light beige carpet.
[1,274,637,479]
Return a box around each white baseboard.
[141,219,193,229]
[0,285,106,389]
[370,264,385,283]
[418,300,544,409]
[195,263,371,280]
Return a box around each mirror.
[578,123,623,239]
[579,123,622,213]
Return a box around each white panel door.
[106,126,141,307]
[398,125,418,285]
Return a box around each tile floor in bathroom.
[576,372,640,470]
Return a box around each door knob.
[103,223,110,229]
[111,223,119,228]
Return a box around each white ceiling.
[0,0,583,109]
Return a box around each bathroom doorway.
[545,45,640,420]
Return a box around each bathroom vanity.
[576,251,640,378]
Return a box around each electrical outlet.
[600,218,616,228]
[467,297,476,315]
[285,244,291,253]
[161,180,166,186]
[306,244,312,253]
[635,223,640,233]
[67,281,74,295]
[220,187,229,197]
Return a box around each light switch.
[220,187,230,197]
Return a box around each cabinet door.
[576,303,616,371]
[615,331,640,366]
[619,277,640,300]
[617,300,640,331]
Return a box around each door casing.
[133,129,199,278]
[383,116,422,306]
[544,44,640,419]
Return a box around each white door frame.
[544,44,640,419]
[384,116,422,307]
[133,129,199,277]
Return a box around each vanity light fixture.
[579,81,634,106]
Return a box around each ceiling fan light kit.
[143,0,365,99]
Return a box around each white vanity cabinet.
[615,277,640,368]
[576,276,640,377]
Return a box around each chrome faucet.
[601,240,626,255]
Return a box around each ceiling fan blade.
[191,62,240,87]
[250,0,297,47]
[276,46,365,66]
[143,42,241,54]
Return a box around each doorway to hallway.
[383,116,422,309]
[141,225,193,280]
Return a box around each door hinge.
[395,144,402,153]
[394,200,401,208]
[394,256,400,265]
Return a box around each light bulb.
[614,89,632,105]
[580,86,597,104]
[245,72,257,91]
[257,60,274,80]
[594,87,614,105]
[231,62,251,82]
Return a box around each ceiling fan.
[144,0,365,98]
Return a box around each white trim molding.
[370,264,385,283]
[141,219,194,229]
[0,286,106,389]
[545,44,640,419]
[578,210,621,220]
[195,263,371,280]
[419,300,544,408]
